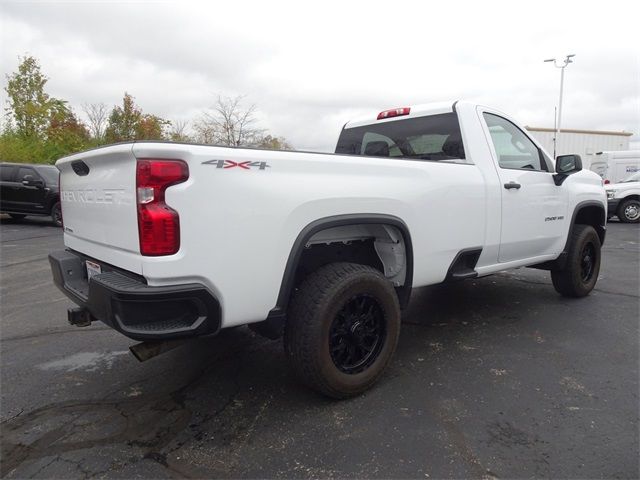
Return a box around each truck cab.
[335,102,604,268]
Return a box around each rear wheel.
[551,225,601,297]
[284,262,401,399]
[8,214,26,220]
[617,199,640,223]
[51,202,62,227]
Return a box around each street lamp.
[544,54,576,157]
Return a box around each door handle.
[504,182,521,190]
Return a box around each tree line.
[1,56,292,164]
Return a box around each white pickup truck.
[605,171,640,223]
[49,101,607,398]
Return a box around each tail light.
[136,159,189,256]
[604,179,610,184]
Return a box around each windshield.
[35,165,59,185]
[335,112,466,161]
[621,171,640,183]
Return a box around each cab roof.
[344,100,467,129]
[0,162,57,170]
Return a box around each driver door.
[481,111,568,263]
[15,166,46,212]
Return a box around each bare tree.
[169,119,191,142]
[82,102,108,140]
[194,95,264,146]
[193,118,215,144]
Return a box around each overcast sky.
[1,0,638,151]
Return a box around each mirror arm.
[553,173,569,186]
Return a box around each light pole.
[544,54,576,157]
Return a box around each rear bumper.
[49,250,221,341]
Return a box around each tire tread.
[551,224,601,297]
[285,262,399,398]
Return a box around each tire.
[51,202,62,227]
[8,214,26,220]
[284,262,401,399]
[551,225,601,297]
[617,199,640,223]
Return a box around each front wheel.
[284,262,401,399]
[617,199,640,223]
[51,202,62,227]
[551,225,601,297]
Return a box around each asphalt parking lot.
[1,216,638,479]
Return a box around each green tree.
[1,56,91,163]
[136,114,169,140]
[46,102,90,159]
[105,93,168,142]
[4,55,58,138]
[104,93,141,142]
[257,134,293,150]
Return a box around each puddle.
[37,351,130,372]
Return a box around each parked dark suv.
[0,162,62,227]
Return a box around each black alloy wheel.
[580,242,596,283]
[329,294,386,374]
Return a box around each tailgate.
[56,144,139,255]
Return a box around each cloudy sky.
[1,0,638,151]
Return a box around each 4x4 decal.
[202,159,270,170]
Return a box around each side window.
[17,167,37,181]
[483,113,547,172]
[1,165,16,181]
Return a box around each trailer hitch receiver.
[67,307,93,327]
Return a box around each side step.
[445,248,482,282]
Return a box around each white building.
[526,127,633,168]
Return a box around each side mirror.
[556,154,582,174]
[22,175,44,188]
[554,154,582,185]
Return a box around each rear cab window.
[335,112,467,163]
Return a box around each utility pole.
[544,54,576,157]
